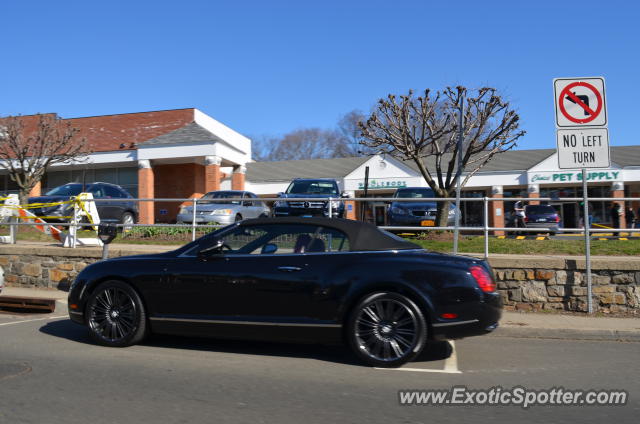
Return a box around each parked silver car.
[176,191,270,224]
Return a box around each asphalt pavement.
[0,307,638,424]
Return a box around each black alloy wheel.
[86,280,147,347]
[346,292,427,368]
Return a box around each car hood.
[182,203,241,212]
[279,194,338,199]
[391,201,437,210]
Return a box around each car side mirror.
[197,240,225,260]
[261,243,277,254]
[341,191,350,198]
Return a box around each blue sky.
[1,0,637,151]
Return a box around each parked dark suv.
[28,182,138,227]
[273,178,347,218]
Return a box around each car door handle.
[278,266,302,272]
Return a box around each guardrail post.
[483,196,489,259]
[71,199,78,248]
[9,216,16,244]
[328,197,333,218]
[191,198,197,241]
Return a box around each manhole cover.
[0,362,32,380]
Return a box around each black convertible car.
[68,217,501,367]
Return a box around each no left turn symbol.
[554,77,607,127]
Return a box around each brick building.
[0,109,251,223]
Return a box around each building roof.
[401,148,556,174]
[140,122,223,146]
[611,146,640,167]
[246,156,369,182]
[246,146,640,183]
[67,108,195,152]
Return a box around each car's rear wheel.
[346,292,427,368]
[86,280,147,347]
[120,212,135,232]
[235,214,243,222]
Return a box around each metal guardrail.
[3,195,637,249]
[1,193,638,315]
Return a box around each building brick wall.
[154,163,206,223]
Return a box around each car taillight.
[470,266,496,293]
[554,215,560,223]
[523,217,528,222]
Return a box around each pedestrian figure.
[625,206,636,229]
[513,200,526,235]
[610,203,622,236]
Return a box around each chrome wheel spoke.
[389,339,404,357]
[362,306,380,323]
[394,333,414,349]
[396,317,414,327]
[374,301,386,320]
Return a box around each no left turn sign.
[554,77,607,127]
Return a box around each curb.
[489,326,640,342]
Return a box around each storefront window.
[461,190,486,226]
[43,168,138,197]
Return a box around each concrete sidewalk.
[1,287,639,341]
[493,310,640,342]
[0,286,68,313]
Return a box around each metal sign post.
[554,76,609,314]
[582,169,593,313]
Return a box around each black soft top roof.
[239,217,420,252]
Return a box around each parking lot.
[0,310,637,424]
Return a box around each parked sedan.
[28,182,137,227]
[176,191,270,224]
[387,187,457,228]
[68,217,502,367]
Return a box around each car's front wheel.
[346,292,427,368]
[86,280,147,347]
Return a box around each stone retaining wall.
[1,245,639,313]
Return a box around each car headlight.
[179,206,188,215]
[391,206,408,215]
[274,200,285,208]
[330,200,341,209]
[212,209,233,215]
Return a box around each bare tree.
[359,86,525,226]
[253,128,350,161]
[0,114,87,203]
[336,110,371,156]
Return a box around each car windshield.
[200,192,242,205]
[525,205,556,215]
[394,188,435,199]
[45,184,84,196]
[286,181,339,195]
